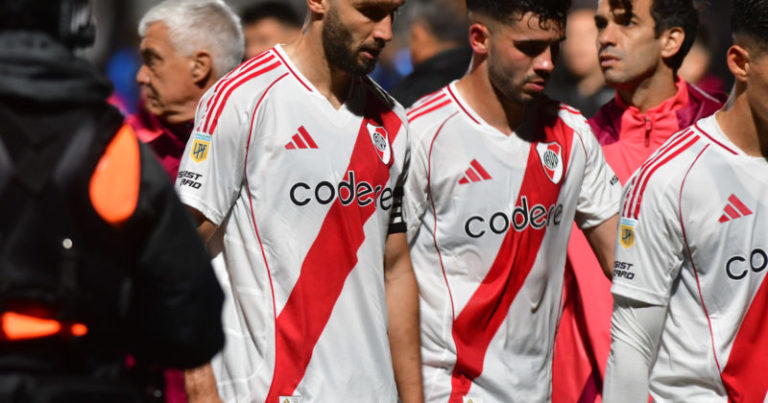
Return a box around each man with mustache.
[604,0,768,399]
[133,0,244,179]
[402,0,621,401]
[175,0,422,402]
[555,1,724,399]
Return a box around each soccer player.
[553,1,724,399]
[402,0,622,401]
[603,0,768,400]
[175,0,423,402]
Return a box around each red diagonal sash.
[721,275,768,402]
[449,116,573,402]
[265,99,402,402]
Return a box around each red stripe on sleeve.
[408,100,452,123]
[202,54,276,133]
[631,136,699,219]
[264,100,403,401]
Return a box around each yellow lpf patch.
[190,132,212,163]
[620,218,636,249]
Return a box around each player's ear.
[659,26,684,61]
[307,0,328,16]
[191,51,213,86]
[727,44,750,82]
[468,22,491,56]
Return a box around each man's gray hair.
[139,0,244,78]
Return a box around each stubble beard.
[321,7,378,76]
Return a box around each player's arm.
[572,120,623,278]
[603,296,667,403]
[605,168,685,401]
[182,204,221,403]
[188,205,218,243]
[185,363,222,403]
[583,214,619,278]
[384,232,424,403]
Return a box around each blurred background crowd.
[88,0,734,118]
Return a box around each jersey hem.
[577,199,621,229]
[611,284,667,306]
[178,193,225,226]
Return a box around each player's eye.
[594,16,607,30]
[359,5,391,22]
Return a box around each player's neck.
[717,88,768,159]
[456,61,525,135]
[283,34,354,110]
[617,70,678,114]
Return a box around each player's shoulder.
[622,125,710,216]
[207,48,292,105]
[535,98,596,149]
[405,86,460,143]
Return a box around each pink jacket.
[552,79,724,403]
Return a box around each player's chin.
[354,58,378,75]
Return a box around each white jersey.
[175,45,408,403]
[612,114,768,402]
[403,83,621,402]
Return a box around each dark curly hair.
[466,0,571,30]
[732,0,768,50]
[608,0,699,71]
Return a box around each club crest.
[536,141,563,184]
[366,122,392,165]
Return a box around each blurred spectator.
[553,1,725,402]
[132,0,244,179]
[390,0,470,107]
[678,28,726,97]
[547,3,613,117]
[241,1,302,60]
[0,0,224,401]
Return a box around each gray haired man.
[132,0,244,178]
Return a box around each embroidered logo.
[366,122,392,165]
[536,141,563,184]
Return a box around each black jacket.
[0,31,224,398]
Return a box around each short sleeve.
[402,129,431,244]
[388,143,409,234]
[175,89,248,225]
[611,177,685,306]
[574,122,622,229]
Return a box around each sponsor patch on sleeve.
[190,132,212,163]
[619,217,637,249]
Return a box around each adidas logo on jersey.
[285,126,319,150]
[718,194,753,223]
[458,159,492,185]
